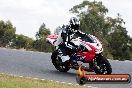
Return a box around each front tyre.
[51,51,70,72]
[94,55,112,74]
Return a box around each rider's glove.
[75,44,86,52]
[75,46,82,52]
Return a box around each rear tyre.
[94,55,112,74]
[51,51,70,72]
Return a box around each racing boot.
[81,66,94,72]
[70,60,79,70]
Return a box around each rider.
[54,17,86,66]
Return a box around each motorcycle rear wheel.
[51,51,70,72]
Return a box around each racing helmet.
[69,17,80,32]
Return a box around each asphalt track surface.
[0,48,132,88]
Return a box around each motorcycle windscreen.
[82,34,97,43]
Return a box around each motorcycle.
[46,33,112,74]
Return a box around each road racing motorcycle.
[46,34,112,74]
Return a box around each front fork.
[74,53,103,72]
[92,53,104,72]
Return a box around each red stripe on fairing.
[77,41,96,62]
[47,34,57,39]
[81,41,96,51]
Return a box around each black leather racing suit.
[54,25,86,63]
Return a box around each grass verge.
[0,74,92,88]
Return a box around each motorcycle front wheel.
[94,54,112,74]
